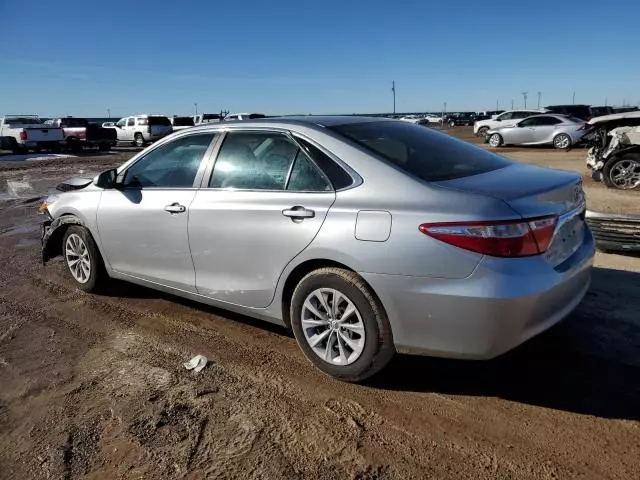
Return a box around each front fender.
[41,215,85,264]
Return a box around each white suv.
[110,115,173,147]
[474,110,547,137]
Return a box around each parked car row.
[0,115,64,154]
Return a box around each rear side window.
[330,121,510,182]
[295,137,354,189]
[148,116,171,126]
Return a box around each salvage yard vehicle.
[170,116,195,132]
[223,113,267,121]
[105,115,173,147]
[445,112,476,127]
[40,117,594,382]
[45,117,117,151]
[193,113,223,125]
[486,114,589,149]
[585,111,640,190]
[0,115,64,153]
[473,109,547,137]
[545,104,591,120]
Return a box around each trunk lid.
[435,163,584,218]
[435,163,587,268]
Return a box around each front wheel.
[476,126,489,137]
[62,226,107,292]
[290,268,394,382]
[602,154,640,190]
[553,133,571,150]
[449,121,455,128]
[488,133,503,147]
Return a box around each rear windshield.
[139,116,171,126]
[62,118,87,127]
[173,117,195,126]
[329,121,510,182]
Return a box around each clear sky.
[1,0,639,117]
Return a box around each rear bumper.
[361,228,595,359]
[25,140,64,148]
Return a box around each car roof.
[206,115,384,128]
[588,110,640,125]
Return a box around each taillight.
[419,216,558,258]
[20,130,27,141]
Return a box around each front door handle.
[282,206,315,219]
[164,203,186,214]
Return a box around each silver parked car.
[40,117,594,381]
[486,114,589,149]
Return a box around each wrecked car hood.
[588,111,640,125]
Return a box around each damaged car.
[585,111,640,190]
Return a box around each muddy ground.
[0,131,638,479]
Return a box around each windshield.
[330,121,510,182]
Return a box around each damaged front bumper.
[585,210,640,252]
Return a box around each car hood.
[56,177,93,192]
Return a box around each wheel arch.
[279,258,387,330]
[42,214,106,265]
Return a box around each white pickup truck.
[0,115,64,153]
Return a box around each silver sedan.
[40,117,594,381]
[486,114,589,149]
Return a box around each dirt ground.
[0,134,639,480]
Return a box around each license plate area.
[546,209,585,267]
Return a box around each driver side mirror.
[95,168,121,189]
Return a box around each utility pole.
[496,100,499,110]
[604,97,608,106]
[537,92,542,109]
[521,91,528,109]
[511,99,514,110]
[572,91,576,104]
[194,103,198,115]
[391,81,396,115]
[107,108,111,119]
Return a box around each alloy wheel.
[301,288,365,365]
[610,159,640,189]
[65,233,91,283]
[489,134,501,147]
[554,134,571,149]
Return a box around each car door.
[493,111,515,129]
[509,116,543,144]
[114,118,127,141]
[188,130,336,308]
[96,132,217,291]
[529,116,563,144]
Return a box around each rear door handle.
[164,202,186,214]
[282,206,315,219]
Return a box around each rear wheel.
[134,133,145,147]
[62,226,107,292]
[488,133,503,147]
[553,133,571,150]
[602,154,640,190]
[290,267,394,382]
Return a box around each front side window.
[122,133,215,188]
[116,119,126,127]
[498,112,513,121]
[519,117,542,127]
[330,121,510,182]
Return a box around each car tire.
[602,154,640,190]
[134,133,145,148]
[290,267,395,382]
[477,126,489,137]
[449,121,455,128]
[553,133,572,150]
[62,225,107,293]
[488,133,503,147]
